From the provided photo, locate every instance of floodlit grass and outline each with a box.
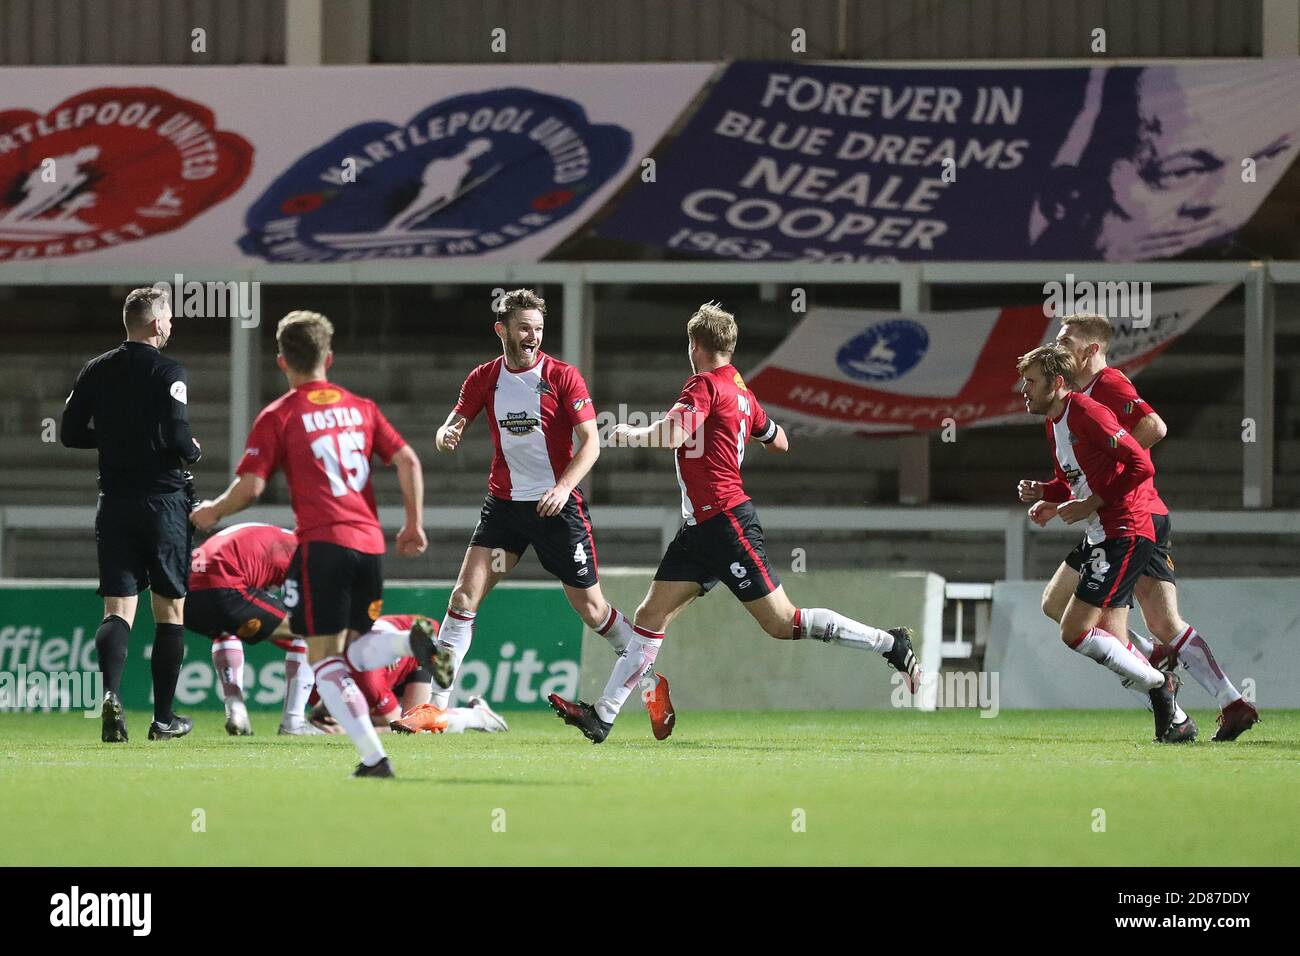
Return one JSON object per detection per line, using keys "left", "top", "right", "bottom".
{"left": 2, "top": 708, "right": 1295, "bottom": 866}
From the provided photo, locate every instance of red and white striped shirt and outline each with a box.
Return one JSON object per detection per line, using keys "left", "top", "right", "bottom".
{"left": 1040, "top": 392, "right": 1156, "bottom": 544}
{"left": 665, "top": 364, "right": 775, "bottom": 525}
{"left": 453, "top": 351, "right": 596, "bottom": 501}
{"left": 1081, "top": 366, "right": 1167, "bottom": 517}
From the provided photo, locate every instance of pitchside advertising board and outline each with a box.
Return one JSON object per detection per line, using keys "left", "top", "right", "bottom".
{"left": 0, "top": 582, "right": 581, "bottom": 712}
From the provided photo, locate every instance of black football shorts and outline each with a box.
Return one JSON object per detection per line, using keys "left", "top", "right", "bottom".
{"left": 284, "top": 541, "right": 383, "bottom": 636}
{"left": 468, "top": 491, "right": 599, "bottom": 589}
{"left": 184, "top": 586, "right": 287, "bottom": 642}
{"left": 654, "top": 500, "right": 780, "bottom": 602}
{"left": 95, "top": 489, "right": 193, "bottom": 599}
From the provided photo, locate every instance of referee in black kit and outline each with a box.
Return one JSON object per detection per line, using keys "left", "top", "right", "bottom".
{"left": 61, "top": 287, "right": 203, "bottom": 742}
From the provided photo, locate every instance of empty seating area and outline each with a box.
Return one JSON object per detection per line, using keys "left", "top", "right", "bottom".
{"left": 2, "top": 282, "right": 1297, "bottom": 580}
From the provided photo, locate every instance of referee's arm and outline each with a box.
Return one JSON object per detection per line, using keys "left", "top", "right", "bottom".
{"left": 158, "top": 364, "right": 202, "bottom": 465}
{"left": 60, "top": 366, "right": 97, "bottom": 449}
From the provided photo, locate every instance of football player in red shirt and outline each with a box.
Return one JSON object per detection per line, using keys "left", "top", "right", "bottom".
{"left": 1030, "top": 314, "right": 1258, "bottom": 741}
{"left": 185, "top": 522, "right": 321, "bottom": 736}
{"left": 306, "top": 614, "right": 508, "bottom": 735}
{"left": 1016, "top": 343, "right": 1185, "bottom": 741}
{"left": 432, "top": 289, "right": 670, "bottom": 737}
{"left": 548, "top": 303, "right": 919, "bottom": 743}
{"left": 191, "top": 311, "right": 440, "bottom": 778}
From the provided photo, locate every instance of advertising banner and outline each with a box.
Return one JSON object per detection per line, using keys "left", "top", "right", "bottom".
{"left": 0, "top": 582, "right": 580, "bottom": 712}
{"left": 746, "top": 283, "right": 1233, "bottom": 433}
{"left": 0, "top": 64, "right": 712, "bottom": 265}
{"left": 597, "top": 60, "right": 1300, "bottom": 262}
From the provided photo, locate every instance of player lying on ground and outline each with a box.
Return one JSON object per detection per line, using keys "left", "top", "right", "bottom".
{"left": 308, "top": 614, "right": 508, "bottom": 735}
{"left": 549, "top": 302, "right": 920, "bottom": 743}
{"left": 1029, "top": 313, "right": 1258, "bottom": 742}
{"left": 1017, "top": 343, "right": 1185, "bottom": 742}
{"left": 191, "top": 311, "right": 445, "bottom": 779}
{"left": 185, "top": 522, "right": 324, "bottom": 736}
{"left": 433, "top": 288, "right": 673, "bottom": 739}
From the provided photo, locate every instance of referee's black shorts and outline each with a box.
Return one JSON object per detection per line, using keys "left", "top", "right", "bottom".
{"left": 95, "top": 489, "right": 193, "bottom": 599}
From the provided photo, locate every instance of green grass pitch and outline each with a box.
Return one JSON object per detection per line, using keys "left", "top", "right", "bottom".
{"left": 2, "top": 708, "right": 1296, "bottom": 866}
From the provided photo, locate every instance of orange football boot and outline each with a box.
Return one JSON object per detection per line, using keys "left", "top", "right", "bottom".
{"left": 391, "top": 702, "right": 449, "bottom": 734}
{"left": 644, "top": 672, "right": 676, "bottom": 740}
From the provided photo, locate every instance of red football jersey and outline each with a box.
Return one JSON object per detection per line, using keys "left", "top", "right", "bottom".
{"left": 452, "top": 352, "right": 596, "bottom": 501}
{"left": 664, "top": 364, "right": 776, "bottom": 525}
{"left": 189, "top": 522, "right": 296, "bottom": 591}
{"left": 236, "top": 380, "right": 406, "bottom": 554}
{"left": 1040, "top": 392, "right": 1156, "bottom": 544}
{"left": 1081, "top": 366, "right": 1168, "bottom": 516}
{"left": 355, "top": 614, "right": 439, "bottom": 715}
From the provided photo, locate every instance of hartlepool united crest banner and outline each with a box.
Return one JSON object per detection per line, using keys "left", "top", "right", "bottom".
{"left": 596, "top": 60, "right": 1300, "bottom": 262}
{"left": 746, "top": 283, "right": 1234, "bottom": 434}
{"left": 0, "top": 65, "right": 712, "bottom": 265}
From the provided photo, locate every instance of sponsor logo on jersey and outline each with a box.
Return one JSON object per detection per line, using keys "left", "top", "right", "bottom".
{"left": 368, "top": 600, "right": 383, "bottom": 621}
{"left": 835, "top": 319, "right": 929, "bottom": 383}
{"left": 499, "top": 410, "right": 541, "bottom": 434}
{"left": 730, "top": 562, "right": 747, "bottom": 579}
{"left": 1123, "top": 401, "right": 1135, "bottom": 415}
{"left": 733, "top": 372, "right": 747, "bottom": 391}
{"left": 536, "top": 380, "right": 553, "bottom": 396}
{"left": 239, "top": 89, "right": 631, "bottom": 263}
{"left": 1109, "top": 428, "right": 1127, "bottom": 448}
{"left": 0, "top": 88, "right": 251, "bottom": 262}
{"left": 572, "top": 397, "right": 591, "bottom": 412}
{"left": 307, "top": 387, "right": 343, "bottom": 405}
{"left": 169, "top": 380, "right": 188, "bottom": 404}
{"left": 236, "top": 618, "right": 262, "bottom": 638}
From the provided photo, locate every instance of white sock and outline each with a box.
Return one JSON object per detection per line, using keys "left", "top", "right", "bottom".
{"left": 282, "top": 640, "right": 314, "bottom": 725}
{"left": 345, "top": 628, "right": 411, "bottom": 671}
{"left": 796, "top": 608, "right": 893, "bottom": 653}
{"left": 443, "top": 707, "right": 490, "bottom": 733}
{"left": 1070, "top": 627, "right": 1163, "bottom": 690}
{"left": 1118, "top": 638, "right": 1187, "bottom": 721}
{"left": 596, "top": 605, "right": 634, "bottom": 656}
{"left": 431, "top": 607, "right": 476, "bottom": 708}
{"left": 211, "top": 638, "right": 245, "bottom": 703}
{"left": 1127, "top": 628, "right": 1156, "bottom": 659}
{"left": 313, "top": 656, "right": 386, "bottom": 766}
{"left": 595, "top": 627, "right": 662, "bottom": 724}
{"left": 1172, "top": 625, "right": 1241, "bottom": 708}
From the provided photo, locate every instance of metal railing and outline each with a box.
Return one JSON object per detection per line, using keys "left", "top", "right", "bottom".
{"left": 3, "top": 504, "right": 1299, "bottom": 581}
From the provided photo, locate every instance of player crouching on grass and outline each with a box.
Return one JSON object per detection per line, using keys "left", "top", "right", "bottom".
{"left": 307, "top": 614, "right": 508, "bottom": 735}
{"left": 549, "top": 302, "right": 920, "bottom": 743}
{"left": 1016, "top": 343, "right": 1184, "bottom": 742}
{"left": 185, "top": 522, "right": 326, "bottom": 736}
{"left": 1036, "top": 313, "right": 1258, "bottom": 742}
